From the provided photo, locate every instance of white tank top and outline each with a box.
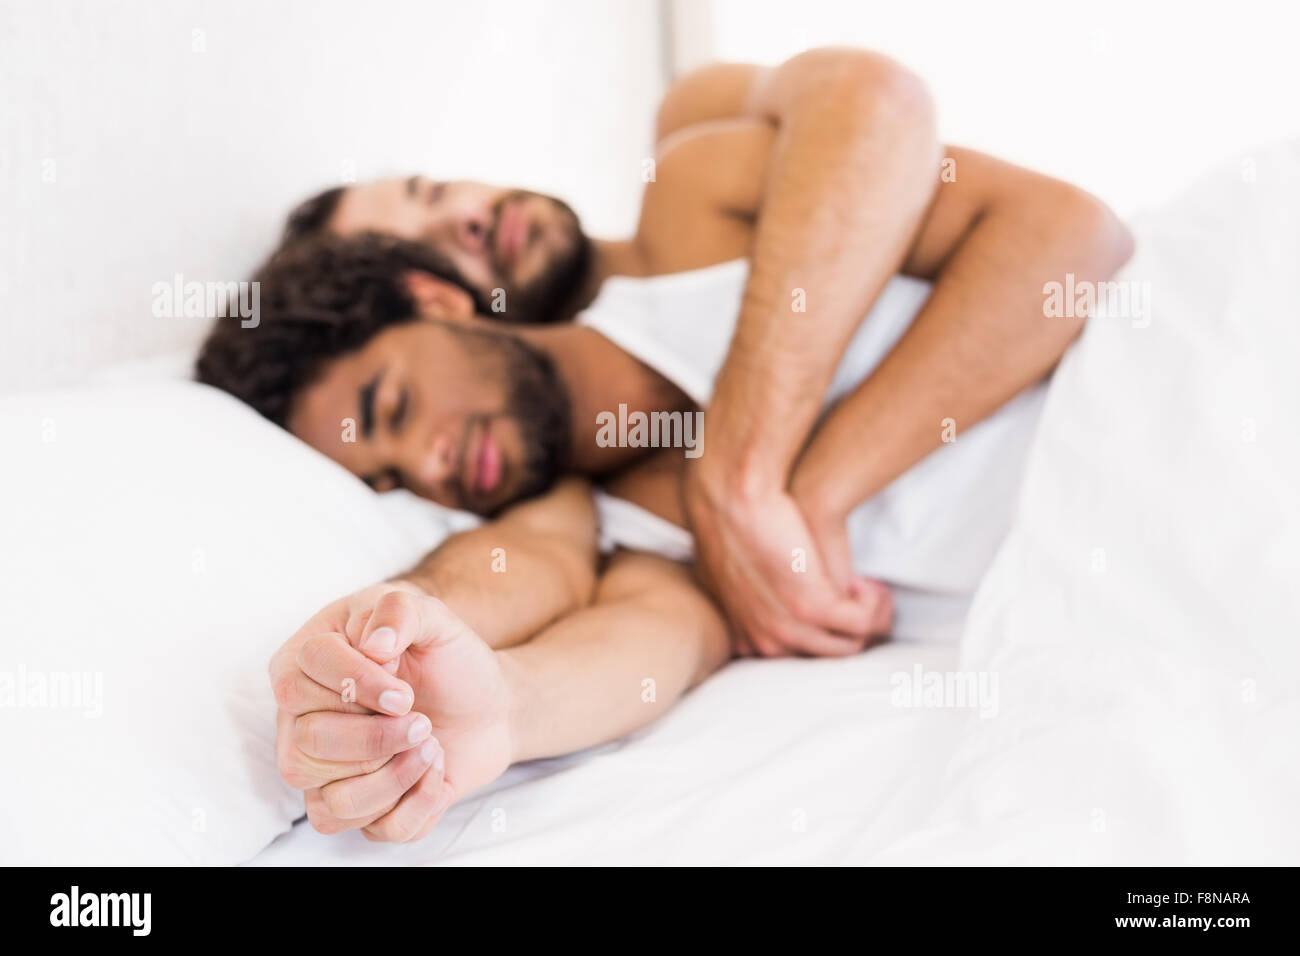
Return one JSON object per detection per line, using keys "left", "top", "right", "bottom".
{"left": 580, "top": 260, "right": 1047, "bottom": 642}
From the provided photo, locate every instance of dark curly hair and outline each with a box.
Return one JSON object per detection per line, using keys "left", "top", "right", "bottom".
{"left": 280, "top": 185, "right": 345, "bottom": 246}
{"left": 195, "top": 232, "right": 464, "bottom": 427}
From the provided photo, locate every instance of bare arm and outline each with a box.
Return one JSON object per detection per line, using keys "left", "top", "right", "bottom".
{"left": 688, "top": 48, "right": 941, "bottom": 492}
{"left": 672, "top": 49, "right": 942, "bottom": 655}
{"left": 278, "top": 549, "right": 731, "bottom": 840}
{"left": 394, "top": 476, "right": 598, "bottom": 648}
{"left": 501, "top": 551, "right": 730, "bottom": 761}
{"left": 790, "top": 148, "right": 1135, "bottom": 528}
{"left": 268, "top": 476, "right": 599, "bottom": 833}
{"left": 646, "top": 124, "right": 1133, "bottom": 521}
{"left": 654, "top": 62, "right": 766, "bottom": 145}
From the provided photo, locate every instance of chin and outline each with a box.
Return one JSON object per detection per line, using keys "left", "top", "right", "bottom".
{"left": 466, "top": 478, "right": 519, "bottom": 517}
{"left": 474, "top": 494, "right": 515, "bottom": 518}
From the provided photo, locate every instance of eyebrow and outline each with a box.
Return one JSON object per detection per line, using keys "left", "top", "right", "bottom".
{"left": 358, "top": 370, "right": 381, "bottom": 440}
{"left": 405, "top": 175, "right": 419, "bottom": 198}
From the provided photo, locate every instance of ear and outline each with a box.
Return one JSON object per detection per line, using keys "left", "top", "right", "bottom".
{"left": 402, "top": 270, "right": 476, "bottom": 323}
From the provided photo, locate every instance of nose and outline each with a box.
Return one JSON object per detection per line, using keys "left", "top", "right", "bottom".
{"left": 455, "top": 213, "right": 491, "bottom": 254}
{"left": 410, "top": 433, "right": 458, "bottom": 494}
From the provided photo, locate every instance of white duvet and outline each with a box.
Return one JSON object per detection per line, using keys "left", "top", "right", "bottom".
{"left": 874, "top": 142, "right": 1300, "bottom": 865}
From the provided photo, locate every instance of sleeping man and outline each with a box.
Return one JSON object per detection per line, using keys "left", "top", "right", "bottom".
{"left": 198, "top": 48, "right": 1132, "bottom": 840}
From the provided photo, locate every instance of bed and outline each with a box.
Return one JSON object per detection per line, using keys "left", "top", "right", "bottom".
{"left": 2, "top": 143, "right": 1295, "bottom": 867}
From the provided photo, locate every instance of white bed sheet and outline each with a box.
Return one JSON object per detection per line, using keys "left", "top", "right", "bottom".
{"left": 252, "top": 643, "right": 965, "bottom": 866}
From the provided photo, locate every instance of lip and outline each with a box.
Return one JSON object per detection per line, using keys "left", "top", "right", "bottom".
{"left": 465, "top": 419, "right": 503, "bottom": 498}
{"left": 494, "top": 200, "right": 528, "bottom": 268}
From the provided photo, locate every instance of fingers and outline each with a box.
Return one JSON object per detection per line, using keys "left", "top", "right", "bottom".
{"left": 818, "top": 525, "right": 857, "bottom": 594}
{"left": 353, "top": 589, "right": 468, "bottom": 665}
{"left": 850, "top": 577, "right": 894, "bottom": 641}
{"left": 732, "top": 602, "right": 874, "bottom": 659}
{"left": 303, "top": 787, "right": 389, "bottom": 835}
{"left": 270, "top": 659, "right": 371, "bottom": 717}
{"left": 362, "top": 770, "right": 456, "bottom": 843}
{"left": 295, "top": 710, "right": 432, "bottom": 762}
{"left": 398, "top": 801, "right": 449, "bottom": 844}
{"left": 800, "top": 587, "right": 881, "bottom": 640}
{"left": 296, "top": 631, "right": 415, "bottom": 716}
{"left": 741, "top": 625, "right": 787, "bottom": 659}
{"left": 317, "top": 737, "right": 444, "bottom": 822}
{"left": 786, "top": 555, "right": 891, "bottom": 638}
{"left": 755, "top": 578, "right": 896, "bottom": 658}
{"left": 276, "top": 710, "right": 392, "bottom": 790}
{"left": 776, "top": 620, "right": 867, "bottom": 658}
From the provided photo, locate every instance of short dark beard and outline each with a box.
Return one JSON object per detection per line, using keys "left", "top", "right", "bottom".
{"left": 502, "top": 334, "right": 572, "bottom": 506}
{"left": 508, "top": 228, "right": 593, "bottom": 322}
{"left": 452, "top": 324, "right": 571, "bottom": 513}
{"left": 479, "top": 194, "right": 592, "bottom": 323}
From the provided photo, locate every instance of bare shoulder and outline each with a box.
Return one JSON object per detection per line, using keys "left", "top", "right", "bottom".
{"left": 653, "top": 62, "right": 767, "bottom": 144}
{"left": 633, "top": 118, "right": 776, "bottom": 273}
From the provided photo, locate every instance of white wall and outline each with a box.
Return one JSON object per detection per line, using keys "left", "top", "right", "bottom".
{"left": 701, "top": 0, "right": 1300, "bottom": 217}
{"left": 9, "top": 1, "right": 1296, "bottom": 397}
{"left": 0, "top": 0, "right": 666, "bottom": 394}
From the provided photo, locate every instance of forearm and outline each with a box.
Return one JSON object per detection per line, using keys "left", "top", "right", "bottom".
{"left": 500, "top": 553, "right": 730, "bottom": 762}
{"left": 791, "top": 178, "right": 1134, "bottom": 518}
{"left": 395, "top": 478, "right": 598, "bottom": 648}
{"left": 704, "top": 50, "right": 940, "bottom": 491}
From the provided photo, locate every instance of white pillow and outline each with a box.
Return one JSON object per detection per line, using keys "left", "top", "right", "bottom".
{"left": 0, "top": 381, "right": 458, "bottom": 864}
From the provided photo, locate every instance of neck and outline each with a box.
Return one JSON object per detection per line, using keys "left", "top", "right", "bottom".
{"left": 513, "top": 320, "right": 690, "bottom": 473}
{"left": 513, "top": 324, "right": 608, "bottom": 468}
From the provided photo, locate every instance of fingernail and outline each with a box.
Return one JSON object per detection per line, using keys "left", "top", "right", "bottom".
{"left": 364, "top": 626, "right": 398, "bottom": 656}
{"left": 420, "top": 737, "right": 441, "bottom": 764}
{"left": 407, "top": 714, "right": 432, "bottom": 745}
{"left": 378, "top": 688, "right": 412, "bottom": 715}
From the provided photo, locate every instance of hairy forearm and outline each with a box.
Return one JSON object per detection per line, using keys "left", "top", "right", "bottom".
{"left": 500, "top": 554, "right": 729, "bottom": 762}
{"left": 704, "top": 51, "right": 940, "bottom": 491}
{"left": 395, "top": 478, "right": 598, "bottom": 649}
{"left": 791, "top": 185, "right": 1135, "bottom": 519}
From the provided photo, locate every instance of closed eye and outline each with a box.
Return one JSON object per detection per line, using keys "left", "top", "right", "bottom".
{"left": 359, "top": 371, "right": 381, "bottom": 440}
{"left": 390, "top": 387, "right": 409, "bottom": 432}
{"left": 365, "top": 468, "right": 404, "bottom": 493}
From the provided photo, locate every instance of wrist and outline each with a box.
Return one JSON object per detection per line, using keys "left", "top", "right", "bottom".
{"left": 496, "top": 647, "right": 532, "bottom": 765}
{"left": 385, "top": 577, "right": 432, "bottom": 597}
{"left": 688, "top": 442, "right": 788, "bottom": 512}
{"left": 789, "top": 460, "right": 853, "bottom": 532}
